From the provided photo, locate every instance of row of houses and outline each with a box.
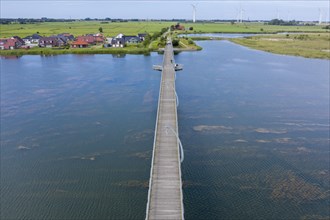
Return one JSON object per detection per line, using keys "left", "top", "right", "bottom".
{"left": 0, "top": 33, "right": 147, "bottom": 50}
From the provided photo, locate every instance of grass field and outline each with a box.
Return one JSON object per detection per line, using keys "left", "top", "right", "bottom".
{"left": 181, "top": 22, "right": 328, "bottom": 34}
{"left": 230, "top": 33, "right": 330, "bottom": 59}
{"left": 0, "top": 21, "right": 171, "bottom": 38}
{"left": 1, "top": 21, "right": 328, "bottom": 38}
{"left": 1, "top": 21, "right": 329, "bottom": 58}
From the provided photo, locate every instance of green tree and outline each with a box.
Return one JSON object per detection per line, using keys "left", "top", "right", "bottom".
{"left": 152, "top": 32, "right": 161, "bottom": 40}
{"left": 143, "top": 34, "right": 151, "bottom": 47}
{"left": 160, "top": 27, "right": 168, "bottom": 34}
{"left": 172, "top": 39, "right": 179, "bottom": 47}
{"left": 99, "top": 27, "right": 103, "bottom": 33}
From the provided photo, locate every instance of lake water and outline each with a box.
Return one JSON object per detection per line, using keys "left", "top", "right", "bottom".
{"left": 180, "top": 33, "right": 257, "bottom": 38}
{"left": 1, "top": 40, "right": 329, "bottom": 219}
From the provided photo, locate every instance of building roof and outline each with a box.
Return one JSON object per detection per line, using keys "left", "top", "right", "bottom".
{"left": 123, "top": 36, "right": 141, "bottom": 43}
{"left": 71, "top": 40, "right": 89, "bottom": 45}
{"left": 4, "top": 39, "right": 17, "bottom": 47}
{"left": 40, "top": 37, "right": 58, "bottom": 41}
{"left": 23, "top": 34, "right": 42, "bottom": 40}
{"left": 115, "top": 33, "right": 124, "bottom": 39}
{"left": 12, "top": 36, "right": 25, "bottom": 44}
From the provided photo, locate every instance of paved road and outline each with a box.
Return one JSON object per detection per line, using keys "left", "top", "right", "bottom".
{"left": 146, "top": 39, "right": 184, "bottom": 220}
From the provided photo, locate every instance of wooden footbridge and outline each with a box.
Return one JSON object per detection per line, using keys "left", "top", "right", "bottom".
{"left": 146, "top": 38, "right": 184, "bottom": 220}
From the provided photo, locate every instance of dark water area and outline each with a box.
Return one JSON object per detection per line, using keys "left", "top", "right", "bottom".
{"left": 1, "top": 40, "right": 329, "bottom": 220}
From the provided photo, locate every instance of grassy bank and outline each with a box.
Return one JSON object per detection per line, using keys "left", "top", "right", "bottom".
{"left": 229, "top": 33, "right": 330, "bottom": 59}
{"left": 0, "top": 47, "right": 151, "bottom": 56}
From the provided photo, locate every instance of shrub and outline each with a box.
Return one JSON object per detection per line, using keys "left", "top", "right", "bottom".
{"left": 172, "top": 39, "right": 179, "bottom": 47}
{"left": 294, "top": 34, "right": 310, "bottom": 40}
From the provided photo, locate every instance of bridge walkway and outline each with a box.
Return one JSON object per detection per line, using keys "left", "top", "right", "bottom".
{"left": 146, "top": 40, "right": 184, "bottom": 220}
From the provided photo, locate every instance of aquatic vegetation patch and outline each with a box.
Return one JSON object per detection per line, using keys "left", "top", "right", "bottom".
{"left": 271, "top": 171, "right": 328, "bottom": 203}
{"left": 124, "top": 129, "right": 154, "bottom": 143}
{"left": 128, "top": 151, "right": 151, "bottom": 160}
{"left": 17, "top": 145, "right": 31, "bottom": 150}
{"left": 193, "top": 125, "right": 233, "bottom": 133}
{"left": 255, "top": 128, "right": 287, "bottom": 134}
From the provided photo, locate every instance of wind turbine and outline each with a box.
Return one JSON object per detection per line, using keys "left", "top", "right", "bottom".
{"left": 318, "top": 8, "right": 323, "bottom": 25}
{"left": 236, "top": 4, "right": 244, "bottom": 23}
{"left": 191, "top": 4, "right": 197, "bottom": 23}
{"left": 241, "top": 9, "right": 245, "bottom": 23}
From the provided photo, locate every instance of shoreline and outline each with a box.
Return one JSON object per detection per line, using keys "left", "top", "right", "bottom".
{"left": 1, "top": 32, "right": 328, "bottom": 59}
{"left": 0, "top": 47, "right": 152, "bottom": 56}
{"left": 0, "top": 46, "right": 202, "bottom": 57}
{"left": 228, "top": 34, "right": 330, "bottom": 60}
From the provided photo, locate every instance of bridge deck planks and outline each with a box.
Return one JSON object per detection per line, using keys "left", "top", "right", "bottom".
{"left": 146, "top": 41, "right": 184, "bottom": 220}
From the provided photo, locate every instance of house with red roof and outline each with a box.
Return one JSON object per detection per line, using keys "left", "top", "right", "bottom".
{"left": 0, "top": 37, "right": 24, "bottom": 50}
{"left": 76, "top": 36, "right": 96, "bottom": 45}
{"left": 71, "top": 40, "right": 89, "bottom": 48}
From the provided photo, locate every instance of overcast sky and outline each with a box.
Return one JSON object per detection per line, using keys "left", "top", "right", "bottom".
{"left": 1, "top": 0, "right": 329, "bottom": 21}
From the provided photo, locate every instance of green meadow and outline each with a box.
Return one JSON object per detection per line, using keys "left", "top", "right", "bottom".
{"left": 230, "top": 33, "right": 330, "bottom": 59}
{"left": 0, "top": 21, "right": 171, "bottom": 38}
{"left": 181, "top": 22, "right": 328, "bottom": 33}
{"left": 0, "top": 21, "right": 329, "bottom": 58}
{"left": 1, "top": 21, "right": 328, "bottom": 38}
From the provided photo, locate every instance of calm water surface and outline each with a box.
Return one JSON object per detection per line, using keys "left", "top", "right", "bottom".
{"left": 1, "top": 41, "right": 329, "bottom": 220}
{"left": 180, "top": 33, "right": 257, "bottom": 38}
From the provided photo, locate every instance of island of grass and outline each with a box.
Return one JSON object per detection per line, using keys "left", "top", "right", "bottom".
{"left": 229, "top": 33, "right": 330, "bottom": 59}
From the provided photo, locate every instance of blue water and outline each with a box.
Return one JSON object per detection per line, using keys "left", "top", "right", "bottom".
{"left": 1, "top": 41, "right": 329, "bottom": 219}
{"left": 180, "top": 33, "right": 257, "bottom": 38}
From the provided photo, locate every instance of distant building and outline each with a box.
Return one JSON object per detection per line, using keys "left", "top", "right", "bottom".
{"left": 115, "top": 33, "right": 124, "bottom": 39}
{"left": 0, "top": 36, "right": 24, "bottom": 50}
{"left": 123, "top": 36, "right": 141, "bottom": 44}
{"left": 171, "top": 23, "right": 185, "bottom": 31}
{"left": 23, "top": 34, "right": 42, "bottom": 44}
{"left": 39, "top": 37, "right": 60, "bottom": 48}
{"left": 94, "top": 35, "right": 105, "bottom": 44}
{"left": 50, "top": 35, "right": 68, "bottom": 46}
{"left": 71, "top": 40, "right": 89, "bottom": 48}
{"left": 110, "top": 33, "right": 142, "bottom": 47}
{"left": 59, "top": 33, "right": 75, "bottom": 41}
{"left": 76, "top": 36, "right": 96, "bottom": 45}
{"left": 12, "top": 36, "right": 25, "bottom": 46}
{"left": 138, "top": 33, "right": 147, "bottom": 41}
{"left": 111, "top": 38, "right": 124, "bottom": 47}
